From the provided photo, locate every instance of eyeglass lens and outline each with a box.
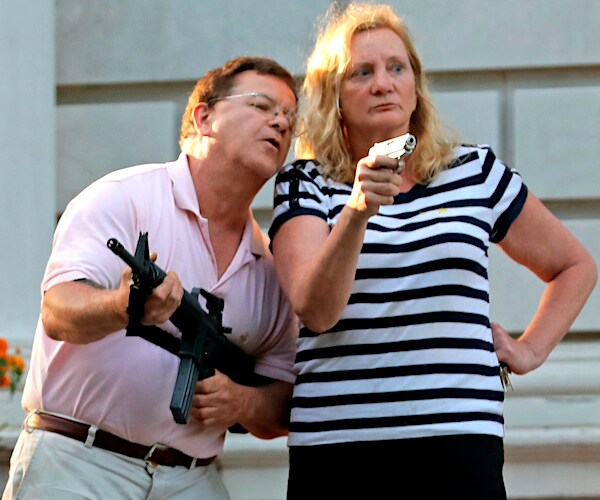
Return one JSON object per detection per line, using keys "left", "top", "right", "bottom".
{"left": 251, "top": 93, "right": 296, "bottom": 130}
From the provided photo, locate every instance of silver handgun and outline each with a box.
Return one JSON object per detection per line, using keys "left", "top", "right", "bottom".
{"left": 369, "top": 133, "right": 417, "bottom": 173}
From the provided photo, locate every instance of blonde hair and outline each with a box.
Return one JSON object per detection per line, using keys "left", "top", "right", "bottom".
{"left": 295, "top": 2, "right": 460, "bottom": 184}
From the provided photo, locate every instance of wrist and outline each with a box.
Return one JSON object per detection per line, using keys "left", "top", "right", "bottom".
{"left": 111, "top": 289, "right": 129, "bottom": 329}
{"left": 342, "top": 204, "right": 373, "bottom": 225}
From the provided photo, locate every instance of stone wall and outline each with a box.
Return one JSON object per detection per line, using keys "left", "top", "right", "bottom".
{"left": 2, "top": 1, "right": 599, "bottom": 498}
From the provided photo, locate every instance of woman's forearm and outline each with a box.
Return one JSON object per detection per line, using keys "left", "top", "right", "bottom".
{"left": 274, "top": 207, "right": 369, "bottom": 333}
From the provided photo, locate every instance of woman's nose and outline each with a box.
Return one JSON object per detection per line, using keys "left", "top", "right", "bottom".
{"left": 371, "top": 69, "right": 395, "bottom": 93}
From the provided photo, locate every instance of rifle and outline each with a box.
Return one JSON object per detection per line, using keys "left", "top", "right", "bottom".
{"left": 107, "top": 233, "right": 269, "bottom": 426}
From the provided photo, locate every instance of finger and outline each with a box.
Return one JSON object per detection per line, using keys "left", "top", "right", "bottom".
{"left": 195, "top": 379, "right": 215, "bottom": 395}
{"left": 195, "top": 372, "right": 225, "bottom": 394}
{"left": 153, "top": 272, "right": 184, "bottom": 302}
{"left": 143, "top": 273, "right": 183, "bottom": 324}
{"left": 362, "top": 154, "right": 399, "bottom": 172}
{"left": 357, "top": 161, "right": 402, "bottom": 189}
{"left": 120, "top": 267, "right": 133, "bottom": 288}
{"left": 490, "top": 323, "right": 517, "bottom": 372}
{"left": 358, "top": 179, "right": 401, "bottom": 207}
{"left": 490, "top": 322, "right": 507, "bottom": 342}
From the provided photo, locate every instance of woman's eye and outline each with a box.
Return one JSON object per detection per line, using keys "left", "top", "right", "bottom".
{"left": 349, "top": 67, "right": 371, "bottom": 79}
{"left": 391, "top": 63, "right": 403, "bottom": 74}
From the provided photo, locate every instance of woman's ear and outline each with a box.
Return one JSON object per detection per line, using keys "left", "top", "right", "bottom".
{"left": 192, "top": 102, "right": 212, "bottom": 135}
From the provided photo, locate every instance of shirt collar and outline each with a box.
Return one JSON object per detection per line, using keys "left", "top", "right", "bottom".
{"left": 249, "top": 217, "right": 268, "bottom": 257}
{"left": 169, "top": 152, "right": 268, "bottom": 258}
{"left": 167, "top": 153, "right": 201, "bottom": 217}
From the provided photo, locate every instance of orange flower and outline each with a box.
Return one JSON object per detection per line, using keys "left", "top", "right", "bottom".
{"left": 0, "top": 338, "right": 7, "bottom": 355}
{"left": 9, "top": 355, "right": 26, "bottom": 372}
{"left": 0, "top": 337, "right": 26, "bottom": 395}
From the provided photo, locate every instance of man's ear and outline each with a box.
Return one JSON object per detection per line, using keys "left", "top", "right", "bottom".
{"left": 192, "top": 102, "right": 212, "bottom": 135}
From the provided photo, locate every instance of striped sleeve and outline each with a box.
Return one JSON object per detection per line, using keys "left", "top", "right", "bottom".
{"left": 483, "top": 147, "right": 528, "bottom": 242}
{"left": 269, "top": 160, "right": 332, "bottom": 240}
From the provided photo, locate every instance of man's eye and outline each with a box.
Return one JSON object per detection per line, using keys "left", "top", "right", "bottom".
{"left": 253, "top": 98, "right": 274, "bottom": 112}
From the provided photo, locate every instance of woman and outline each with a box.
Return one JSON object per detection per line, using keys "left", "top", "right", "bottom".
{"left": 270, "top": 3, "right": 597, "bottom": 499}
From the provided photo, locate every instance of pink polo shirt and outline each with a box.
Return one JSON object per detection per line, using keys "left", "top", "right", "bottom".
{"left": 22, "top": 153, "right": 298, "bottom": 458}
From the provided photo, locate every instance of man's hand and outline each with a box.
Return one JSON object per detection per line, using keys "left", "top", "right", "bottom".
{"left": 190, "top": 372, "right": 292, "bottom": 438}
{"left": 190, "top": 371, "right": 245, "bottom": 430}
{"left": 141, "top": 265, "right": 184, "bottom": 326}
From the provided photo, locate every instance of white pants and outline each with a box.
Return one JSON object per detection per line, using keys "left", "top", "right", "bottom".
{"left": 2, "top": 428, "right": 230, "bottom": 499}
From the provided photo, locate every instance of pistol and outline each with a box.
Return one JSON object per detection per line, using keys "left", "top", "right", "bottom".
{"left": 369, "top": 133, "right": 417, "bottom": 173}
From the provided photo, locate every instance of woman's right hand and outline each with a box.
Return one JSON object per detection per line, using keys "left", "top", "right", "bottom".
{"left": 347, "top": 155, "right": 403, "bottom": 217}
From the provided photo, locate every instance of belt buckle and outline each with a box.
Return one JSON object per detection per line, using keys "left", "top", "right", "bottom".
{"left": 24, "top": 410, "right": 41, "bottom": 433}
{"left": 144, "top": 443, "right": 168, "bottom": 468}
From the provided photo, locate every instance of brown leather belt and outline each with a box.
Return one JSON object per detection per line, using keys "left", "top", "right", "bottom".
{"left": 27, "top": 411, "right": 215, "bottom": 468}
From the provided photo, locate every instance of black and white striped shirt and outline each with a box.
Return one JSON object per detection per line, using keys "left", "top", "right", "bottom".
{"left": 270, "top": 145, "right": 528, "bottom": 447}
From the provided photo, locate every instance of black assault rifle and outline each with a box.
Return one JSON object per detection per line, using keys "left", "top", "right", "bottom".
{"left": 107, "top": 233, "right": 269, "bottom": 426}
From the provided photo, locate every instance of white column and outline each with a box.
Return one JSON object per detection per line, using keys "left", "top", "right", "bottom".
{"left": 0, "top": 1, "right": 56, "bottom": 348}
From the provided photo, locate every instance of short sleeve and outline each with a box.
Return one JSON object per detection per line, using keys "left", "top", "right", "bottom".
{"left": 484, "top": 148, "right": 528, "bottom": 242}
{"left": 43, "top": 177, "right": 139, "bottom": 292}
{"left": 269, "top": 160, "right": 330, "bottom": 241}
{"left": 252, "top": 289, "right": 299, "bottom": 383}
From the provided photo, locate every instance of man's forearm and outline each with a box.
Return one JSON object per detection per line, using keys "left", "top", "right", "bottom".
{"left": 239, "top": 381, "right": 293, "bottom": 439}
{"left": 42, "top": 280, "right": 128, "bottom": 344}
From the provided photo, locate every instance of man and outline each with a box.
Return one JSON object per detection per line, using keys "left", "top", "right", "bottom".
{"left": 3, "top": 56, "right": 298, "bottom": 499}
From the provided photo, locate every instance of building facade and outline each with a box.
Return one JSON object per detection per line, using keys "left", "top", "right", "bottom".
{"left": 2, "top": 1, "right": 599, "bottom": 498}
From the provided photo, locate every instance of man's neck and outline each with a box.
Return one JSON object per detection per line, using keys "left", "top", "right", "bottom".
{"left": 187, "top": 153, "right": 256, "bottom": 230}
{"left": 187, "top": 153, "right": 260, "bottom": 278}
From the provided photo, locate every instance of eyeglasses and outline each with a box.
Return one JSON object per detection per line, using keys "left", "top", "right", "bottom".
{"left": 210, "top": 92, "right": 297, "bottom": 132}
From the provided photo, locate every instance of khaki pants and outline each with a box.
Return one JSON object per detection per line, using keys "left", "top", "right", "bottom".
{"left": 2, "top": 428, "right": 230, "bottom": 499}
